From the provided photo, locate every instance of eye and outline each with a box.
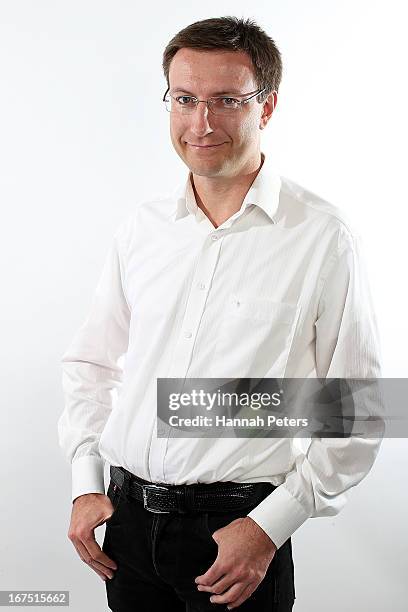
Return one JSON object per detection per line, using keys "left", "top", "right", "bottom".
{"left": 221, "top": 97, "right": 239, "bottom": 107}
{"left": 176, "top": 96, "right": 196, "bottom": 105}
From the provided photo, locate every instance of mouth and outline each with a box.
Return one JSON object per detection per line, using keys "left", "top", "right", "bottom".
{"left": 185, "top": 142, "right": 226, "bottom": 149}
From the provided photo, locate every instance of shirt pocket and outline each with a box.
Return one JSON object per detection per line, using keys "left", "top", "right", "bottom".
{"left": 212, "top": 294, "right": 300, "bottom": 378}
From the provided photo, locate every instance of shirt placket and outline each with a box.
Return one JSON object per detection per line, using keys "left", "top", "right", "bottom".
{"left": 169, "top": 230, "right": 225, "bottom": 377}
{"left": 148, "top": 226, "right": 226, "bottom": 483}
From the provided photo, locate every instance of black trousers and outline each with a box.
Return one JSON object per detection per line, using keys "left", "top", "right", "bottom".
{"left": 102, "top": 475, "right": 296, "bottom": 611}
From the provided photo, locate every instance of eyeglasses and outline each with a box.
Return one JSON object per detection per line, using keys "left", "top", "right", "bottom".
{"left": 162, "top": 87, "right": 269, "bottom": 116}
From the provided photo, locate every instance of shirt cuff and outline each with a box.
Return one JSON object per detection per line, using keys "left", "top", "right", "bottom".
{"left": 71, "top": 455, "right": 105, "bottom": 502}
{"left": 247, "top": 484, "right": 311, "bottom": 549}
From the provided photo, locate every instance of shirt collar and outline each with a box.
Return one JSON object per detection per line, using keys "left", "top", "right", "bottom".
{"left": 172, "top": 152, "right": 282, "bottom": 225}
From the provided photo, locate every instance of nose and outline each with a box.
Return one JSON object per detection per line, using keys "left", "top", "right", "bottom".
{"left": 190, "top": 101, "right": 214, "bottom": 138}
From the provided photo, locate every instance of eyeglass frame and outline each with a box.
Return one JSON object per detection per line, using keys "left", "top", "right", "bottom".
{"left": 162, "top": 86, "right": 271, "bottom": 115}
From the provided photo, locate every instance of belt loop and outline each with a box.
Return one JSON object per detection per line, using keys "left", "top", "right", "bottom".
{"left": 121, "top": 468, "right": 131, "bottom": 497}
{"left": 175, "top": 487, "right": 187, "bottom": 514}
{"left": 111, "top": 465, "right": 130, "bottom": 497}
{"left": 185, "top": 486, "right": 195, "bottom": 513}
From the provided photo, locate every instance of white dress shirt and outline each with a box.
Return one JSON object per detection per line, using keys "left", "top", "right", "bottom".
{"left": 58, "top": 152, "right": 383, "bottom": 549}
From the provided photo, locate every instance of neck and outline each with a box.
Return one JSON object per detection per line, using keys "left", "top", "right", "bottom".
{"left": 191, "top": 153, "right": 264, "bottom": 228}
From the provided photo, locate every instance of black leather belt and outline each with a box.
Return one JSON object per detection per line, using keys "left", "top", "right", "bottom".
{"left": 110, "top": 465, "right": 275, "bottom": 514}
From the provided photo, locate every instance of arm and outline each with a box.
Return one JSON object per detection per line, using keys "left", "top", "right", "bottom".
{"left": 247, "top": 226, "right": 385, "bottom": 549}
{"left": 58, "top": 221, "right": 131, "bottom": 502}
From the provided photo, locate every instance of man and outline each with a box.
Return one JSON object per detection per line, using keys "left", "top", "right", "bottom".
{"left": 58, "top": 16, "right": 383, "bottom": 612}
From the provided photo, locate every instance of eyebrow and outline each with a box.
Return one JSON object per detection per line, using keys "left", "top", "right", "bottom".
{"left": 170, "top": 88, "right": 244, "bottom": 96}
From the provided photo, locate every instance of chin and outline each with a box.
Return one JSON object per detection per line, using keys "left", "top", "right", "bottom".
{"left": 189, "top": 166, "right": 225, "bottom": 178}
{"left": 186, "top": 162, "right": 224, "bottom": 177}
{"left": 185, "top": 153, "right": 227, "bottom": 176}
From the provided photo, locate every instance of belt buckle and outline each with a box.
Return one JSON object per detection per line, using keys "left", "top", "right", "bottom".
{"left": 142, "top": 484, "right": 171, "bottom": 513}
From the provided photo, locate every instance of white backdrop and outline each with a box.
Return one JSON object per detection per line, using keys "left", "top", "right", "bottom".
{"left": 0, "top": 1, "right": 407, "bottom": 611}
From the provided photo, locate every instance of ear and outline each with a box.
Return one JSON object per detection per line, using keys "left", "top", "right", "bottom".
{"left": 259, "top": 91, "right": 277, "bottom": 130}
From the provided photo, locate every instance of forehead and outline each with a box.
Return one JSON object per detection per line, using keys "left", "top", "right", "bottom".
{"left": 168, "top": 48, "right": 257, "bottom": 94}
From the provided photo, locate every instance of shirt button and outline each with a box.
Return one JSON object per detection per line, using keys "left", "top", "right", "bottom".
{"left": 198, "top": 283, "right": 206, "bottom": 290}
{"left": 211, "top": 234, "right": 219, "bottom": 241}
{"left": 184, "top": 330, "right": 192, "bottom": 338}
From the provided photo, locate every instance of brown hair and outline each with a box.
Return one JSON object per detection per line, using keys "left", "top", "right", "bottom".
{"left": 162, "top": 16, "right": 283, "bottom": 102}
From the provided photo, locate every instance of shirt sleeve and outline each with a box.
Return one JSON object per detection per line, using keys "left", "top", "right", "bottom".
{"left": 247, "top": 226, "right": 385, "bottom": 549}
{"left": 57, "top": 222, "right": 131, "bottom": 502}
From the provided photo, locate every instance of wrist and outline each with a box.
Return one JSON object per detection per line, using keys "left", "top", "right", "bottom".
{"left": 246, "top": 516, "right": 277, "bottom": 552}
